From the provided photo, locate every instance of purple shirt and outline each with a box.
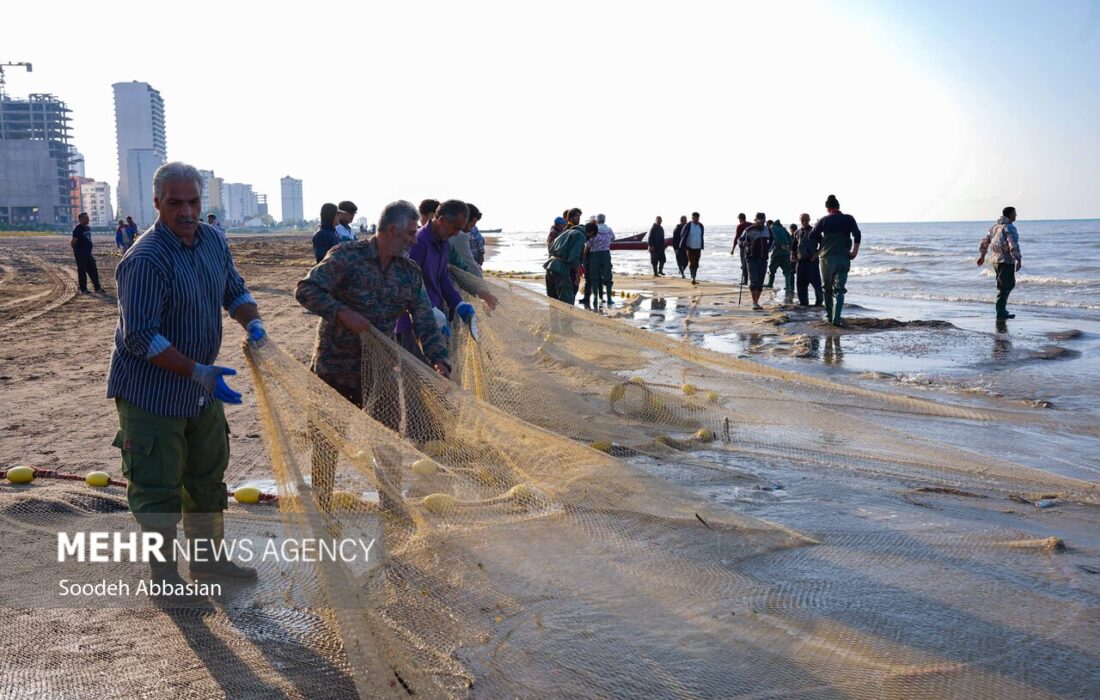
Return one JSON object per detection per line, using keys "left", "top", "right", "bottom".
{"left": 394, "top": 223, "right": 464, "bottom": 334}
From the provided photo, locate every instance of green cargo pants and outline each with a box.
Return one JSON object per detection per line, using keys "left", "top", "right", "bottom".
{"left": 113, "top": 397, "right": 230, "bottom": 528}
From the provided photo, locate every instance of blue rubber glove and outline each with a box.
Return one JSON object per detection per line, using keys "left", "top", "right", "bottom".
{"left": 456, "top": 302, "right": 475, "bottom": 323}
{"left": 246, "top": 318, "right": 266, "bottom": 344}
{"left": 191, "top": 364, "right": 243, "bottom": 404}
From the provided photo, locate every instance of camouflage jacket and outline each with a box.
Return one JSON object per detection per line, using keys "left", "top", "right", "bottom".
{"left": 295, "top": 236, "right": 449, "bottom": 377}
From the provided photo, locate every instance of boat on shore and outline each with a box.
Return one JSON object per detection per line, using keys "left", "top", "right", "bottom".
{"left": 480, "top": 228, "right": 502, "bottom": 234}
{"left": 610, "top": 232, "right": 670, "bottom": 251}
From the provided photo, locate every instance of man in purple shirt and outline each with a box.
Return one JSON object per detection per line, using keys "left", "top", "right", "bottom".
{"left": 395, "top": 200, "right": 497, "bottom": 360}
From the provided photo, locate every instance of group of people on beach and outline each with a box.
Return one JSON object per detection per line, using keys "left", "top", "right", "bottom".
{"left": 542, "top": 195, "right": 862, "bottom": 327}
{"left": 539, "top": 195, "right": 1021, "bottom": 327}
{"left": 729, "top": 195, "right": 862, "bottom": 326}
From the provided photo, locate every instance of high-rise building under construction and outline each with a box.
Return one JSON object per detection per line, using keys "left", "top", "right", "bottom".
{"left": 112, "top": 81, "right": 166, "bottom": 227}
{"left": 0, "top": 93, "right": 73, "bottom": 225}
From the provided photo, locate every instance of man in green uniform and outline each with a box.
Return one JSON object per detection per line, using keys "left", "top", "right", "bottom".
{"left": 544, "top": 208, "right": 588, "bottom": 304}
{"left": 810, "top": 194, "right": 861, "bottom": 326}
{"left": 765, "top": 218, "right": 794, "bottom": 292}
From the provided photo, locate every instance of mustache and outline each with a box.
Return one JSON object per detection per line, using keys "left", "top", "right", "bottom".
{"left": 178, "top": 217, "right": 197, "bottom": 225}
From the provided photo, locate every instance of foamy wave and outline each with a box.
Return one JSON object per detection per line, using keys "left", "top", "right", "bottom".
{"left": 978, "top": 269, "right": 1096, "bottom": 286}
{"left": 896, "top": 292, "right": 1100, "bottom": 311}
{"left": 848, "top": 266, "right": 909, "bottom": 277}
{"left": 866, "top": 245, "right": 948, "bottom": 258}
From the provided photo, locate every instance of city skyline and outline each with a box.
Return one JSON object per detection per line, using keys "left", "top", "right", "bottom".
{"left": 4, "top": 0, "right": 1099, "bottom": 229}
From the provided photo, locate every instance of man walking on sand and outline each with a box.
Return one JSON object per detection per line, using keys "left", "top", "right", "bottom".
{"left": 648, "top": 215, "right": 666, "bottom": 276}
{"left": 678, "top": 211, "right": 705, "bottom": 284}
{"left": 671, "top": 215, "right": 689, "bottom": 278}
{"left": 108, "top": 162, "right": 267, "bottom": 603}
{"left": 977, "top": 206, "right": 1022, "bottom": 319}
{"left": 72, "top": 212, "right": 105, "bottom": 294}
{"left": 811, "top": 194, "right": 861, "bottom": 327}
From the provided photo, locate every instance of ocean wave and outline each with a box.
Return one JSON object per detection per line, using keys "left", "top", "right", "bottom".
{"left": 978, "top": 269, "right": 1097, "bottom": 286}
{"left": 894, "top": 292, "right": 1100, "bottom": 311}
{"left": 848, "top": 266, "right": 909, "bottom": 277}
{"left": 866, "top": 245, "right": 950, "bottom": 258}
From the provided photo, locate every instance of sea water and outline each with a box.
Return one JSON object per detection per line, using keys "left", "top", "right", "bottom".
{"left": 485, "top": 220, "right": 1100, "bottom": 467}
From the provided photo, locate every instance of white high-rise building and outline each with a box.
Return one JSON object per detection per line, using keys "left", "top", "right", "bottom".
{"left": 222, "top": 182, "right": 256, "bottom": 225}
{"left": 280, "top": 175, "right": 303, "bottom": 224}
{"left": 80, "top": 181, "right": 114, "bottom": 227}
{"left": 113, "top": 81, "right": 166, "bottom": 227}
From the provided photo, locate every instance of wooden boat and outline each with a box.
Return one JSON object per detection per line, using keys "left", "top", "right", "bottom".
{"left": 610, "top": 239, "right": 672, "bottom": 251}
{"left": 480, "top": 228, "right": 502, "bottom": 233}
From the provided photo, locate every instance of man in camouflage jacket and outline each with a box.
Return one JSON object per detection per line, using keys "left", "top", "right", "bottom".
{"left": 296, "top": 201, "right": 449, "bottom": 510}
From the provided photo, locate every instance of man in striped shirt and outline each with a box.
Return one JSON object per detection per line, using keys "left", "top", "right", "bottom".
{"left": 108, "top": 162, "right": 266, "bottom": 600}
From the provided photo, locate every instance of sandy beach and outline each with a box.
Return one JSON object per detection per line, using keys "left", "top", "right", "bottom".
{"left": 1, "top": 232, "right": 1097, "bottom": 697}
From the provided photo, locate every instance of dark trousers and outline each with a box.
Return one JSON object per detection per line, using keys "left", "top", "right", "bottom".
{"left": 674, "top": 248, "right": 688, "bottom": 276}
{"left": 686, "top": 248, "right": 702, "bottom": 279}
{"left": 995, "top": 263, "right": 1016, "bottom": 316}
{"left": 649, "top": 246, "right": 666, "bottom": 274}
{"left": 796, "top": 259, "right": 823, "bottom": 305}
{"left": 547, "top": 270, "right": 577, "bottom": 304}
{"left": 583, "top": 250, "right": 612, "bottom": 304}
{"left": 75, "top": 252, "right": 102, "bottom": 292}
{"left": 747, "top": 257, "right": 768, "bottom": 292}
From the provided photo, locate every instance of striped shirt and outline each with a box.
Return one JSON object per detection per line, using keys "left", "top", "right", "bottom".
{"left": 106, "top": 220, "right": 255, "bottom": 417}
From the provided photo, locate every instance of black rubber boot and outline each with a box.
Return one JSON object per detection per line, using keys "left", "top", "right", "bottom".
{"left": 184, "top": 512, "right": 258, "bottom": 581}
{"left": 832, "top": 296, "right": 846, "bottom": 327}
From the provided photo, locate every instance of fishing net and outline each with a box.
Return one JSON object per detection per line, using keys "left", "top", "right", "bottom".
{"left": 231, "top": 268, "right": 1097, "bottom": 697}
{"left": 1, "top": 247, "right": 1097, "bottom": 698}
{"left": 448, "top": 266, "right": 1098, "bottom": 503}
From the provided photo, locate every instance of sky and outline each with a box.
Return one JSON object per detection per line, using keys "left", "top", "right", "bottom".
{"left": 4, "top": 0, "right": 1098, "bottom": 229}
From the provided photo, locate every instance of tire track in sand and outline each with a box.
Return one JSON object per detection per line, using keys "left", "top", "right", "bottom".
{"left": 0, "top": 253, "right": 77, "bottom": 331}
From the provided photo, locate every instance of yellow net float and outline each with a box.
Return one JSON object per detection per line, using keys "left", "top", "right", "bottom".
{"left": 5, "top": 466, "right": 34, "bottom": 484}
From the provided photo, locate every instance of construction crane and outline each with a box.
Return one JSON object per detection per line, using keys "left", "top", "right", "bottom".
{"left": 0, "top": 62, "right": 33, "bottom": 97}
